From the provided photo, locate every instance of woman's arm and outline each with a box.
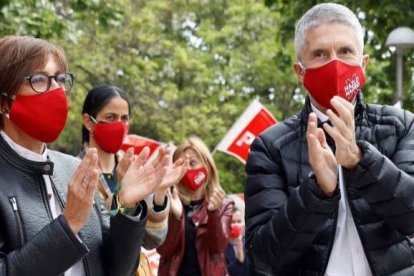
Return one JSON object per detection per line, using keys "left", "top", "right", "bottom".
{"left": 0, "top": 215, "right": 88, "bottom": 276}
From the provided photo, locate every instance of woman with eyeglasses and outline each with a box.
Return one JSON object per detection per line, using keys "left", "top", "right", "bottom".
{"left": 81, "top": 85, "right": 186, "bottom": 275}
{"left": 0, "top": 35, "right": 171, "bottom": 275}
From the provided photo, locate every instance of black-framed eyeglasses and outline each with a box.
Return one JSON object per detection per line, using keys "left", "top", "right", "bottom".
{"left": 24, "top": 72, "right": 75, "bottom": 94}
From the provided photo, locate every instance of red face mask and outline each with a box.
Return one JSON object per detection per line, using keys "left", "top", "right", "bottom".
{"left": 180, "top": 167, "right": 208, "bottom": 191}
{"left": 9, "top": 87, "right": 68, "bottom": 143}
{"left": 230, "top": 224, "right": 243, "bottom": 239}
{"left": 302, "top": 59, "right": 366, "bottom": 110}
{"left": 91, "top": 118, "right": 129, "bottom": 154}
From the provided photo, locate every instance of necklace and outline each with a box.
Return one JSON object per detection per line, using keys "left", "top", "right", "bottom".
{"left": 97, "top": 158, "right": 117, "bottom": 196}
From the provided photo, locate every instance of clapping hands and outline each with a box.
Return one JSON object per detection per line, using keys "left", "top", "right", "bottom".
{"left": 64, "top": 148, "right": 99, "bottom": 234}
{"left": 307, "top": 96, "right": 362, "bottom": 196}
{"left": 168, "top": 186, "right": 183, "bottom": 220}
{"left": 118, "top": 146, "right": 169, "bottom": 208}
{"left": 117, "top": 146, "right": 187, "bottom": 208}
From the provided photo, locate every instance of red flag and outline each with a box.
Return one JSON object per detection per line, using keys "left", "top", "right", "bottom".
{"left": 121, "top": 134, "right": 161, "bottom": 156}
{"left": 215, "top": 100, "right": 277, "bottom": 163}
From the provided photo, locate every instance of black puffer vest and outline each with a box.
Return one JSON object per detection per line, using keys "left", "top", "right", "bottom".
{"left": 245, "top": 96, "right": 414, "bottom": 275}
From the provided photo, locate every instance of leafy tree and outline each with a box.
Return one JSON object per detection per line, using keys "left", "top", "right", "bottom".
{"left": 265, "top": 0, "right": 414, "bottom": 109}
{"left": 61, "top": 0, "right": 294, "bottom": 193}
{"left": 0, "top": 0, "right": 413, "bottom": 193}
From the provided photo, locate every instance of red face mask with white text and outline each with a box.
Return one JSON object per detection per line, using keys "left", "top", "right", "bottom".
{"left": 180, "top": 167, "right": 208, "bottom": 191}
{"left": 302, "top": 59, "right": 366, "bottom": 110}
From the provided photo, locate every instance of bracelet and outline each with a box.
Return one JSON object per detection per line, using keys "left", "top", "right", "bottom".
{"left": 109, "top": 185, "right": 138, "bottom": 217}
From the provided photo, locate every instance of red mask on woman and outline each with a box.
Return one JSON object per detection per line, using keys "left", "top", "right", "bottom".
{"left": 91, "top": 118, "right": 129, "bottom": 154}
{"left": 181, "top": 167, "right": 208, "bottom": 191}
{"left": 302, "top": 59, "right": 366, "bottom": 110}
{"left": 9, "top": 87, "right": 68, "bottom": 143}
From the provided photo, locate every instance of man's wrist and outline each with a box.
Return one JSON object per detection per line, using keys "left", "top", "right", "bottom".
{"left": 344, "top": 147, "right": 362, "bottom": 169}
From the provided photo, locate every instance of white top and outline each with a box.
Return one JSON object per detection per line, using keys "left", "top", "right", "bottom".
{"left": 1, "top": 131, "right": 85, "bottom": 276}
{"left": 309, "top": 106, "right": 372, "bottom": 276}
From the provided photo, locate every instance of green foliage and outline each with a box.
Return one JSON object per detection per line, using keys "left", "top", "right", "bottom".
{"left": 60, "top": 0, "right": 291, "bottom": 192}
{"left": 0, "top": 1, "right": 66, "bottom": 38}
{"left": 265, "top": 0, "right": 414, "bottom": 109}
{"left": 1, "top": 0, "right": 413, "bottom": 193}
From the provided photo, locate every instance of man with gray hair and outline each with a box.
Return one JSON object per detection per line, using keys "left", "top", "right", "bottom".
{"left": 245, "top": 3, "right": 414, "bottom": 275}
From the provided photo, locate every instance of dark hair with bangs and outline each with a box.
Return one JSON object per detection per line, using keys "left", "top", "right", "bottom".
{"left": 0, "top": 35, "right": 68, "bottom": 129}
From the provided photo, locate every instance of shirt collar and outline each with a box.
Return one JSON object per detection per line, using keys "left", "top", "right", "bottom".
{"left": 310, "top": 102, "right": 330, "bottom": 123}
{"left": 0, "top": 130, "right": 48, "bottom": 162}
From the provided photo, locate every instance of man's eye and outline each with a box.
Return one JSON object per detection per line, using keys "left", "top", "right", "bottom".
{"left": 313, "top": 51, "right": 325, "bottom": 58}
{"left": 340, "top": 48, "right": 353, "bottom": 55}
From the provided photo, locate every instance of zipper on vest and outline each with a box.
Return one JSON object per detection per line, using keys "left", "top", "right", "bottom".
{"left": 9, "top": 197, "right": 26, "bottom": 246}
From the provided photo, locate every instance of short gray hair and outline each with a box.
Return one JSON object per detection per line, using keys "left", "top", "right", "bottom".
{"left": 294, "top": 3, "right": 364, "bottom": 61}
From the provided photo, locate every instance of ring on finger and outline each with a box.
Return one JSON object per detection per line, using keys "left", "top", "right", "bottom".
{"left": 82, "top": 177, "right": 90, "bottom": 187}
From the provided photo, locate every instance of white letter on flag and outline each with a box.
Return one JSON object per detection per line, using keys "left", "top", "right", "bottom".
{"left": 215, "top": 99, "right": 277, "bottom": 163}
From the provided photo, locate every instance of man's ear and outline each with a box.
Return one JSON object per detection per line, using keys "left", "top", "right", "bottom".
{"left": 362, "top": 54, "right": 369, "bottom": 71}
{"left": 293, "top": 62, "right": 305, "bottom": 83}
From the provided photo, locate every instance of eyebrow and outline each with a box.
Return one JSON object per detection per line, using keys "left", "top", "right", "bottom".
{"left": 103, "top": 112, "right": 118, "bottom": 117}
{"left": 339, "top": 45, "right": 355, "bottom": 52}
{"left": 310, "top": 48, "right": 325, "bottom": 55}
{"left": 103, "top": 112, "right": 130, "bottom": 118}
{"left": 309, "top": 44, "right": 356, "bottom": 55}
{"left": 32, "top": 70, "right": 63, "bottom": 75}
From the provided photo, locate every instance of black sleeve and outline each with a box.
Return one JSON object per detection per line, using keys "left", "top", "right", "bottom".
{"left": 245, "top": 136, "right": 339, "bottom": 274}
{"left": 344, "top": 133, "right": 414, "bottom": 235}
{"left": 103, "top": 200, "right": 148, "bottom": 276}
{"left": 0, "top": 215, "right": 88, "bottom": 276}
